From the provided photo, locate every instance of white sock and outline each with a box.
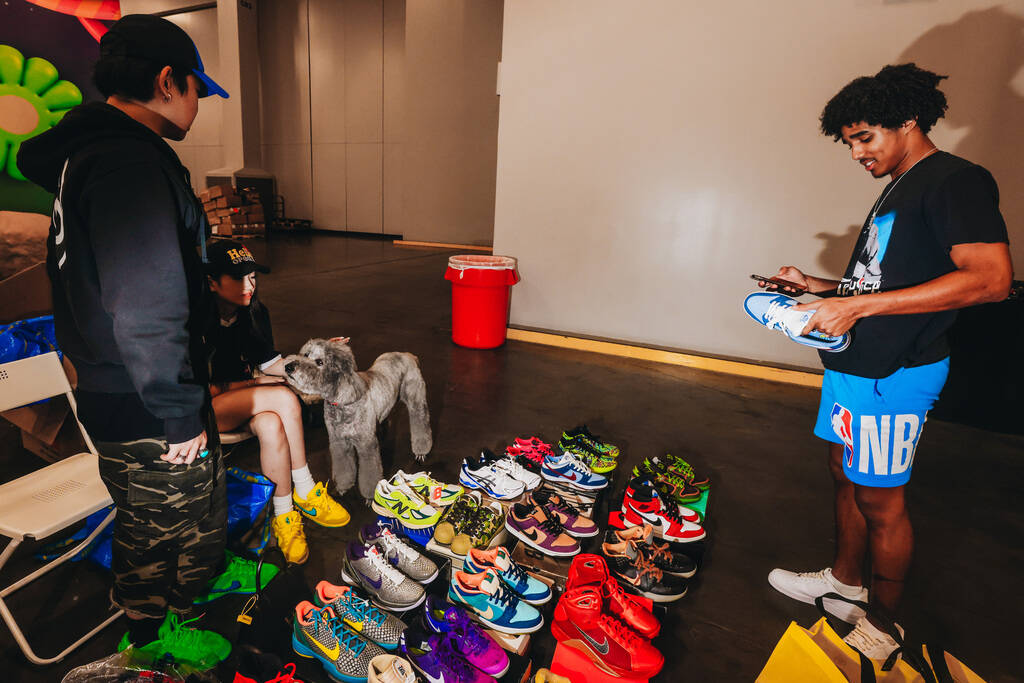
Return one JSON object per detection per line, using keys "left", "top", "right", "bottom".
{"left": 273, "top": 495, "right": 293, "bottom": 517}
{"left": 292, "top": 465, "right": 316, "bottom": 500}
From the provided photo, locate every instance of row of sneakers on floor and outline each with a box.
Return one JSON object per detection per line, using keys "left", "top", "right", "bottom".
{"left": 432, "top": 491, "right": 504, "bottom": 554}
{"left": 449, "top": 546, "right": 550, "bottom": 635}
{"left": 511, "top": 425, "right": 622, "bottom": 475}
{"left": 341, "top": 522, "right": 440, "bottom": 611}
{"left": 372, "top": 470, "right": 465, "bottom": 529}
{"left": 601, "top": 524, "right": 694, "bottom": 602}
{"left": 553, "top": 554, "right": 667, "bottom": 679}
{"left": 507, "top": 434, "right": 614, "bottom": 492}
{"left": 612, "top": 475, "right": 707, "bottom": 543}
{"left": 504, "top": 488, "right": 598, "bottom": 557}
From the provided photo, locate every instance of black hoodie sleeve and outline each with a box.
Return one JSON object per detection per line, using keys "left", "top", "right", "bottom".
{"left": 82, "top": 159, "right": 204, "bottom": 444}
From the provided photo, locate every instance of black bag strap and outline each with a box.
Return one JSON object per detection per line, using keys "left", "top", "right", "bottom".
{"left": 924, "top": 643, "right": 956, "bottom": 683}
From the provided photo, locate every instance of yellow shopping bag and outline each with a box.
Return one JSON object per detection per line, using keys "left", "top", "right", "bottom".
{"left": 757, "top": 620, "right": 850, "bottom": 682}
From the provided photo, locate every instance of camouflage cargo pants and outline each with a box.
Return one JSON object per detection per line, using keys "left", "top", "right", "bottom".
{"left": 95, "top": 438, "right": 227, "bottom": 619}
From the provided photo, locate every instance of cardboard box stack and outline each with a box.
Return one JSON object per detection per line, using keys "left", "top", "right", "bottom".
{"left": 199, "top": 184, "right": 267, "bottom": 237}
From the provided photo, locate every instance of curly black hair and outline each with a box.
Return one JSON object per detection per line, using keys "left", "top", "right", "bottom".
{"left": 820, "top": 63, "right": 948, "bottom": 140}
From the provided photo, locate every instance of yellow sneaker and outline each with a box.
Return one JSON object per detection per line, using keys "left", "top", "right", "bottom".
{"left": 272, "top": 511, "right": 309, "bottom": 564}
{"left": 293, "top": 481, "right": 351, "bottom": 528}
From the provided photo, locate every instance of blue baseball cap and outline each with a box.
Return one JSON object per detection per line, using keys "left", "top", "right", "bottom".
{"left": 100, "top": 14, "right": 229, "bottom": 99}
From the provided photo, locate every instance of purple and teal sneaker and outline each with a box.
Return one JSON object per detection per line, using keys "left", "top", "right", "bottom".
{"left": 422, "top": 595, "right": 509, "bottom": 677}
{"left": 464, "top": 546, "right": 552, "bottom": 605}
{"left": 401, "top": 622, "right": 496, "bottom": 683}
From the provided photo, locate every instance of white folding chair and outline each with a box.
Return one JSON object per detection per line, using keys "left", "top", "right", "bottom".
{"left": 0, "top": 352, "right": 122, "bottom": 664}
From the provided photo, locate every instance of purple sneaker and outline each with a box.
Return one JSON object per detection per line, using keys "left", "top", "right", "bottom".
{"left": 401, "top": 622, "right": 496, "bottom": 683}
{"left": 422, "top": 595, "right": 509, "bottom": 677}
{"left": 529, "top": 488, "right": 599, "bottom": 538}
{"left": 504, "top": 502, "right": 580, "bottom": 557}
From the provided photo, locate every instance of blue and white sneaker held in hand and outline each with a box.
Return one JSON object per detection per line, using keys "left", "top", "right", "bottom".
{"left": 743, "top": 292, "right": 851, "bottom": 352}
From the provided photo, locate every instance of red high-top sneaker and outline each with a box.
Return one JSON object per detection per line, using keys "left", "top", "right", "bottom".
{"left": 551, "top": 587, "right": 664, "bottom": 678}
{"left": 623, "top": 476, "right": 701, "bottom": 523}
{"left": 566, "top": 554, "right": 660, "bottom": 639}
{"left": 620, "top": 477, "right": 706, "bottom": 543}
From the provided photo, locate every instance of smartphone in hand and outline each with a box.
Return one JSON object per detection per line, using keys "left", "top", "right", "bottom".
{"left": 750, "top": 274, "right": 807, "bottom": 296}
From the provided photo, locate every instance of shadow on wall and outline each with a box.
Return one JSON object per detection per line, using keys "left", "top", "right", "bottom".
{"left": 898, "top": 7, "right": 1024, "bottom": 434}
{"left": 815, "top": 224, "right": 861, "bottom": 278}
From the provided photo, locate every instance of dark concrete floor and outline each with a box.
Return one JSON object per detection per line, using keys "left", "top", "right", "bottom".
{"left": 0, "top": 233, "right": 1021, "bottom": 682}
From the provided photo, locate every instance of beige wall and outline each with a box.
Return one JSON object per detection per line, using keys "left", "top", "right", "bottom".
{"left": 258, "top": 0, "right": 502, "bottom": 243}
{"left": 493, "top": 0, "right": 1024, "bottom": 371}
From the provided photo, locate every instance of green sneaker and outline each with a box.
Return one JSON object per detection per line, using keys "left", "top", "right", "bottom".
{"left": 433, "top": 491, "right": 480, "bottom": 546}
{"left": 661, "top": 453, "right": 710, "bottom": 489}
{"left": 557, "top": 439, "right": 618, "bottom": 473}
{"left": 193, "top": 550, "right": 280, "bottom": 604}
{"left": 633, "top": 460, "right": 701, "bottom": 503}
{"left": 463, "top": 501, "right": 503, "bottom": 551}
{"left": 118, "top": 612, "right": 231, "bottom": 671}
{"left": 562, "top": 425, "right": 620, "bottom": 458}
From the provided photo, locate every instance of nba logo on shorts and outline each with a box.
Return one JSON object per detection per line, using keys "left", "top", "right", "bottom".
{"left": 830, "top": 403, "right": 855, "bottom": 467}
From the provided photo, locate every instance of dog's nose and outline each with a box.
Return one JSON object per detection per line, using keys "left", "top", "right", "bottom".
{"left": 284, "top": 361, "right": 297, "bottom": 375}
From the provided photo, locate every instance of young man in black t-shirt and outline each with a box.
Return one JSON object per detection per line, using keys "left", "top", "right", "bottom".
{"left": 764, "top": 64, "right": 1013, "bottom": 658}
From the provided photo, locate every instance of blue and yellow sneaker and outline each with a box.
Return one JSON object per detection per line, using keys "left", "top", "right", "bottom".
{"left": 313, "top": 580, "right": 406, "bottom": 651}
{"left": 448, "top": 568, "right": 544, "bottom": 634}
{"left": 292, "top": 601, "right": 385, "bottom": 682}
{"left": 464, "top": 546, "right": 552, "bottom": 605}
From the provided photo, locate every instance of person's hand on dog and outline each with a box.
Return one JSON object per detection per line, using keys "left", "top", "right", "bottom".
{"left": 163, "top": 430, "right": 208, "bottom": 465}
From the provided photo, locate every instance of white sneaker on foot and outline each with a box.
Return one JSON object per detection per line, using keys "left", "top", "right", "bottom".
{"left": 768, "top": 567, "right": 867, "bottom": 623}
{"left": 843, "top": 616, "right": 903, "bottom": 660}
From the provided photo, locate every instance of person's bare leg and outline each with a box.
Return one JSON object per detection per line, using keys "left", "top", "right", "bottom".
{"left": 854, "top": 484, "right": 911, "bottom": 619}
{"left": 829, "top": 443, "right": 868, "bottom": 587}
{"left": 212, "top": 385, "right": 307, "bottom": 470}
{"left": 247, "top": 411, "right": 291, "bottom": 497}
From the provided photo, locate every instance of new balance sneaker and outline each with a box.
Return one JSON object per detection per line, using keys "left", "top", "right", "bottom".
{"left": 565, "top": 554, "right": 660, "bottom": 640}
{"left": 633, "top": 459, "right": 702, "bottom": 504}
{"left": 540, "top": 452, "right": 608, "bottom": 491}
{"left": 293, "top": 481, "right": 351, "bottom": 527}
{"left": 620, "top": 477, "right": 705, "bottom": 543}
{"left": 448, "top": 568, "right": 544, "bottom": 634}
{"left": 660, "top": 453, "right": 711, "bottom": 490}
{"left": 551, "top": 587, "right": 663, "bottom": 679}
{"left": 314, "top": 581, "right": 406, "bottom": 651}
{"left": 743, "top": 291, "right": 851, "bottom": 352}
{"left": 423, "top": 595, "right": 509, "bottom": 677}
{"left": 433, "top": 491, "right": 480, "bottom": 546}
{"left": 459, "top": 455, "right": 525, "bottom": 500}
{"left": 843, "top": 616, "right": 903, "bottom": 661}
{"left": 562, "top": 425, "right": 620, "bottom": 459}
{"left": 480, "top": 448, "right": 542, "bottom": 490}
{"left": 292, "top": 601, "right": 384, "bottom": 682}
{"left": 602, "top": 539, "right": 688, "bottom": 603}
{"left": 557, "top": 436, "right": 618, "bottom": 474}
{"left": 194, "top": 550, "right": 280, "bottom": 603}
{"left": 118, "top": 612, "right": 232, "bottom": 671}
{"left": 505, "top": 502, "right": 580, "bottom": 557}
{"left": 372, "top": 480, "right": 441, "bottom": 529}
{"left": 400, "top": 622, "right": 496, "bottom": 683}
{"left": 767, "top": 567, "right": 868, "bottom": 624}
{"left": 465, "top": 546, "right": 552, "bottom": 605}
{"left": 609, "top": 525, "right": 697, "bottom": 578}
{"left": 360, "top": 523, "right": 439, "bottom": 584}
{"left": 341, "top": 542, "right": 426, "bottom": 612}
{"left": 452, "top": 500, "right": 503, "bottom": 556}
{"left": 391, "top": 470, "right": 463, "bottom": 508}
{"left": 272, "top": 510, "right": 310, "bottom": 564}
{"left": 529, "top": 488, "right": 599, "bottom": 537}
{"left": 368, "top": 654, "right": 416, "bottom": 683}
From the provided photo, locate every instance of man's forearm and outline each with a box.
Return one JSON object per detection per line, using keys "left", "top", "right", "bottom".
{"left": 806, "top": 275, "right": 841, "bottom": 296}
{"left": 850, "top": 268, "right": 1010, "bottom": 318}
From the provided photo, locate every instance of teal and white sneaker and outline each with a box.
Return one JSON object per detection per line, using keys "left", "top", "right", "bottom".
{"left": 292, "top": 600, "right": 385, "bottom": 682}
{"left": 464, "top": 546, "right": 552, "bottom": 605}
{"left": 743, "top": 292, "right": 851, "bottom": 352}
{"left": 314, "top": 581, "right": 406, "bottom": 651}
{"left": 448, "top": 568, "right": 544, "bottom": 634}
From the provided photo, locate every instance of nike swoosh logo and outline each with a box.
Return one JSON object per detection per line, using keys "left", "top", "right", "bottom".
{"left": 306, "top": 632, "right": 340, "bottom": 660}
{"left": 625, "top": 502, "right": 664, "bottom": 528}
{"left": 294, "top": 503, "right": 318, "bottom": 516}
{"left": 477, "top": 605, "right": 496, "bottom": 620}
{"left": 524, "top": 528, "right": 540, "bottom": 541}
{"left": 209, "top": 580, "right": 242, "bottom": 594}
{"left": 359, "top": 570, "right": 382, "bottom": 590}
{"left": 576, "top": 624, "right": 610, "bottom": 654}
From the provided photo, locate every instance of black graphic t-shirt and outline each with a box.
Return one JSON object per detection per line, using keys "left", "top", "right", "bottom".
{"left": 204, "top": 303, "right": 280, "bottom": 385}
{"left": 821, "top": 152, "right": 1008, "bottom": 378}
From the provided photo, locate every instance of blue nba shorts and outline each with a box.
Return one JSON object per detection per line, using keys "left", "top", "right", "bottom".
{"left": 813, "top": 358, "right": 949, "bottom": 487}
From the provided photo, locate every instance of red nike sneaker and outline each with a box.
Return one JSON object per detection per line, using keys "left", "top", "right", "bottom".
{"left": 566, "top": 554, "right": 660, "bottom": 639}
{"left": 620, "top": 477, "right": 706, "bottom": 543}
{"left": 624, "top": 476, "right": 700, "bottom": 523}
{"left": 551, "top": 586, "right": 664, "bottom": 678}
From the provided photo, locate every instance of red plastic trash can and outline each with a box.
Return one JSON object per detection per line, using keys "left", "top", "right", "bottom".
{"left": 444, "top": 255, "right": 519, "bottom": 349}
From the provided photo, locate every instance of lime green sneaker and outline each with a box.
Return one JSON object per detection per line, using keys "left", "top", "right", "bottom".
{"left": 371, "top": 479, "right": 441, "bottom": 529}
{"left": 193, "top": 550, "right": 280, "bottom": 604}
{"left": 558, "top": 439, "right": 617, "bottom": 473}
{"left": 661, "top": 453, "right": 710, "bottom": 489}
{"left": 118, "top": 613, "right": 231, "bottom": 671}
{"left": 562, "top": 425, "right": 620, "bottom": 458}
{"left": 633, "top": 460, "right": 701, "bottom": 504}
{"left": 392, "top": 469, "right": 463, "bottom": 508}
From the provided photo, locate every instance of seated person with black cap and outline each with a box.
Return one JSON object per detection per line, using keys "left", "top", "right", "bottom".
{"left": 203, "top": 240, "right": 350, "bottom": 566}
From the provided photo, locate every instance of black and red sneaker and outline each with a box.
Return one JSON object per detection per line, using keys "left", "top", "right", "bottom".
{"left": 551, "top": 586, "right": 664, "bottom": 678}
{"left": 565, "top": 554, "right": 660, "bottom": 639}
{"left": 620, "top": 477, "right": 705, "bottom": 543}
{"left": 602, "top": 538, "right": 688, "bottom": 602}
{"left": 607, "top": 526, "right": 697, "bottom": 578}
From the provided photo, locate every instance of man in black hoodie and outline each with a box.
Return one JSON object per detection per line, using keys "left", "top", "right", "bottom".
{"left": 18, "top": 15, "right": 233, "bottom": 662}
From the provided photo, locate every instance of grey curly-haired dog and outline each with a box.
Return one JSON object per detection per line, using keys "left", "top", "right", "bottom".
{"left": 283, "top": 338, "right": 432, "bottom": 502}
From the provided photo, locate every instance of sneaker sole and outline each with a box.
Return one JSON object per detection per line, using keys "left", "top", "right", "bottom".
{"left": 292, "top": 634, "right": 360, "bottom": 683}
{"left": 369, "top": 500, "right": 438, "bottom": 529}
{"left": 504, "top": 521, "right": 580, "bottom": 557}
{"left": 766, "top": 574, "right": 866, "bottom": 624}
{"left": 448, "top": 592, "right": 545, "bottom": 634}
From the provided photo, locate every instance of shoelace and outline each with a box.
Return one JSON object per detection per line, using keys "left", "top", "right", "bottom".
{"left": 454, "top": 620, "right": 489, "bottom": 655}
{"left": 598, "top": 614, "right": 641, "bottom": 645}
{"left": 503, "top": 555, "right": 529, "bottom": 585}
{"left": 659, "top": 496, "right": 687, "bottom": 526}
{"left": 378, "top": 528, "right": 420, "bottom": 563}
{"left": 498, "top": 457, "right": 531, "bottom": 481}
{"left": 559, "top": 453, "right": 591, "bottom": 475}
{"left": 490, "top": 581, "right": 519, "bottom": 610}
{"left": 366, "top": 546, "right": 407, "bottom": 585}
{"left": 536, "top": 509, "right": 569, "bottom": 536}
{"left": 763, "top": 299, "right": 796, "bottom": 332}
{"left": 160, "top": 613, "right": 210, "bottom": 650}
{"left": 266, "top": 663, "right": 304, "bottom": 683}
{"left": 631, "top": 550, "right": 664, "bottom": 582}
{"left": 646, "top": 541, "right": 674, "bottom": 564}
{"left": 335, "top": 591, "right": 386, "bottom": 627}
{"left": 547, "top": 494, "right": 581, "bottom": 519}
{"left": 327, "top": 613, "right": 368, "bottom": 656}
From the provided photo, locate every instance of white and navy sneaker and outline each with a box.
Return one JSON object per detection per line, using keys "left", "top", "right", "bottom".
{"left": 743, "top": 292, "right": 851, "bottom": 352}
{"left": 459, "top": 456, "right": 526, "bottom": 500}
{"left": 480, "top": 448, "right": 542, "bottom": 490}
{"left": 541, "top": 452, "right": 608, "bottom": 491}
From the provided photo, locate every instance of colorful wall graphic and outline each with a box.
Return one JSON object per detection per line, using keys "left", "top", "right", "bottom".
{"left": 0, "top": 0, "right": 113, "bottom": 214}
